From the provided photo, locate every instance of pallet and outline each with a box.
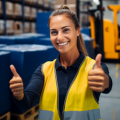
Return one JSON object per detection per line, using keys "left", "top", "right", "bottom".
{"left": 0, "top": 112, "right": 10, "bottom": 120}
{"left": 11, "top": 104, "right": 39, "bottom": 120}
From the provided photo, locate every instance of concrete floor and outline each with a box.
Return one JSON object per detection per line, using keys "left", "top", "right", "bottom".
{"left": 99, "top": 63, "right": 120, "bottom": 120}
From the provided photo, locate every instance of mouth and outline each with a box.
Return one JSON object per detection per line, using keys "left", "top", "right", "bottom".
{"left": 57, "top": 41, "right": 69, "bottom": 46}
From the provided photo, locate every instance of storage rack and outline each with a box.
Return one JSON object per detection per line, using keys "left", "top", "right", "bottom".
{"left": 0, "top": 0, "right": 54, "bottom": 35}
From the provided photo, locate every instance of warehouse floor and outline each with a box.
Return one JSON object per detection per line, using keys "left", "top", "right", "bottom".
{"left": 99, "top": 63, "right": 120, "bottom": 120}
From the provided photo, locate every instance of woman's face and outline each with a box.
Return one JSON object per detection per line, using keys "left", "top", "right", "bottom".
{"left": 49, "top": 15, "right": 80, "bottom": 54}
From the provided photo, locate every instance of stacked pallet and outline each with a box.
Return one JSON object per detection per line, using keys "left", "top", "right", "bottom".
{"left": 11, "top": 104, "right": 39, "bottom": 120}
{"left": 0, "top": 112, "right": 10, "bottom": 120}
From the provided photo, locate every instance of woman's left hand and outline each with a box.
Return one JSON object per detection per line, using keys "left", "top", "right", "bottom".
{"left": 88, "top": 54, "right": 109, "bottom": 92}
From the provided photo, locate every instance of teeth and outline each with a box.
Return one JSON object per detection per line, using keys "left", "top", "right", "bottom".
{"left": 58, "top": 42, "right": 68, "bottom": 46}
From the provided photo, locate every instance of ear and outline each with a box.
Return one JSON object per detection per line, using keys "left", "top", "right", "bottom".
{"left": 77, "top": 26, "right": 80, "bottom": 36}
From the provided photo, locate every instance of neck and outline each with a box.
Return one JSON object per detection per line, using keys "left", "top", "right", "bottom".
{"left": 60, "top": 49, "right": 80, "bottom": 69}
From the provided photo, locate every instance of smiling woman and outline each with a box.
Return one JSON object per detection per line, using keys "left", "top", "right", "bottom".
{"left": 9, "top": 5, "right": 112, "bottom": 120}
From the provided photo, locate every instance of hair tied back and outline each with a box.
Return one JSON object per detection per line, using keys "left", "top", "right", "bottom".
{"left": 59, "top": 5, "right": 71, "bottom": 11}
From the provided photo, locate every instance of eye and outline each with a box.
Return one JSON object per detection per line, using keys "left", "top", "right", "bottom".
{"left": 63, "top": 29, "right": 69, "bottom": 32}
{"left": 51, "top": 31, "right": 58, "bottom": 35}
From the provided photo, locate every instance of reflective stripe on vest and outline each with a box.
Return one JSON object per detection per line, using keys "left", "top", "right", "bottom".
{"left": 38, "top": 109, "right": 101, "bottom": 120}
{"left": 38, "top": 56, "right": 101, "bottom": 120}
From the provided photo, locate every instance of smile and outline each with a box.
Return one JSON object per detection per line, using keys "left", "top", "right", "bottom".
{"left": 58, "top": 41, "right": 69, "bottom": 46}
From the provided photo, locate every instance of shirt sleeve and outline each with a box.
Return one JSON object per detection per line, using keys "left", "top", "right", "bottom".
{"left": 93, "top": 62, "right": 113, "bottom": 103}
{"left": 13, "top": 65, "right": 44, "bottom": 110}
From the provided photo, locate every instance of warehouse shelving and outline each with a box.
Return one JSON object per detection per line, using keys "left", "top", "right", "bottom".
{"left": 0, "top": 0, "right": 54, "bottom": 35}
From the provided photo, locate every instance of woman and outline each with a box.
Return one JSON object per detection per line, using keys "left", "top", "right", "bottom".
{"left": 9, "top": 5, "right": 112, "bottom": 120}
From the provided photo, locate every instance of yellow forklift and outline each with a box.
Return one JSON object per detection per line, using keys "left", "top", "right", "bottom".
{"left": 79, "top": 0, "right": 120, "bottom": 61}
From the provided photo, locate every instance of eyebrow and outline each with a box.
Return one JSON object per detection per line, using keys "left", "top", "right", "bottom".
{"left": 50, "top": 26, "right": 70, "bottom": 31}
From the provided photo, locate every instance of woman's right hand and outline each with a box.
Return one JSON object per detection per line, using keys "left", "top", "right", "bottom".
{"left": 9, "top": 65, "right": 24, "bottom": 101}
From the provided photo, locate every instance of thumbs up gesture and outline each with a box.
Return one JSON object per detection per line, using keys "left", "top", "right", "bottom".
{"left": 88, "top": 54, "right": 109, "bottom": 92}
{"left": 9, "top": 65, "right": 24, "bottom": 100}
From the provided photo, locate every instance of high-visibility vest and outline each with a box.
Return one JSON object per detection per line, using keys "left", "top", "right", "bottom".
{"left": 38, "top": 56, "right": 101, "bottom": 120}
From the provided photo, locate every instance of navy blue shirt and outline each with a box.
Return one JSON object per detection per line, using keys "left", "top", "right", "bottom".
{"left": 14, "top": 51, "right": 112, "bottom": 115}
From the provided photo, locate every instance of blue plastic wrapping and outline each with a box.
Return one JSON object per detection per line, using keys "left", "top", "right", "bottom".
{"left": 0, "top": 36, "right": 16, "bottom": 45}
{"left": 0, "top": 52, "right": 11, "bottom": 116}
{"left": 36, "top": 12, "right": 52, "bottom": 37}
{"left": 0, "top": 45, "right": 59, "bottom": 114}
{"left": 0, "top": 44, "right": 7, "bottom": 48}
{"left": 34, "top": 37, "right": 53, "bottom": 46}
{"left": 81, "top": 28, "right": 91, "bottom": 37}
{"left": 14, "top": 33, "right": 46, "bottom": 44}
{"left": 82, "top": 33, "right": 94, "bottom": 58}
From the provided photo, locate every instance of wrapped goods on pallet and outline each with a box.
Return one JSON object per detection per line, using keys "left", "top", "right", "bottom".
{"left": 6, "top": 2, "right": 14, "bottom": 16}
{"left": 32, "top": 0, "right": 37, "bottom": 3}
{"left": 0, "top": 44, "right": 6, "bottom": 48}
{"left": 38, "top": 9, "right": 43, "bottom": 12}
{"left": 0, "top": 52, "right": 11, "bottom": 116}
{"left": 0, "top": 44, "right": 59, "bottom": 114}
{"left": 31, "top": 8, "right": 37, "bottom": 18}
{"left": 14, "top": 21, "right": 23, "bottom": 35}
{"left": 30, "top": 22, "right": 36, "bottom": 33}
{"left": 0, "top": 1, "right": 3, "bottom": 14}
{"left": 38, "top": 0, "right": 43, "bottom": 5}
{"left": 82, "top": 33, "right": 94, "bottom": 58}
{"left": 36, "top": 12, "right": 52, "bottom": 36}
{"left": 6, "top": 20, "right": 14, "bottom": 34}
{"left": 44, "top": 0, "right": 49, "bottom": 8}
{"left": 24, "top": 0, "right": 32, "bottom": 2}
{"left": 67, "top": 4, "right": 76, "bottom": 14}
{"left": 24, "top": 22, "right": 30, "bottom": 33}
{"left": 0, "top": 36, "right": 16, "bottom": 45}
{"left": 50, "top": 1, "right": 55, "bottom": 10}
{"left": 24, "top": 6, "right": 30, "bottom": 17}
{"left": 55, "top": 0, "right": 64, "bottom": 5}
{"left": 67, "top": 0, "right": 76, "bottom": 4}
{"left": 0, "top": 20, "right": 4, "bottom": 34}
{"left": 14, "top": 3, "right": 22, "bottom": 17}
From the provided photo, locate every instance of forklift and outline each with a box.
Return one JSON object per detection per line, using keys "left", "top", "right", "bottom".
{"left": 78, "top": 0, "right": 120, "bottom": 61}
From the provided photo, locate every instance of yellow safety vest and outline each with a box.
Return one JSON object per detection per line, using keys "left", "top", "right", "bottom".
{"left": 38, "top": 56, "right": 101, "bottom": 120}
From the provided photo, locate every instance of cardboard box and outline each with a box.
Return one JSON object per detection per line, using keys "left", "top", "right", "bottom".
{"left": 55, "top": 0, "right": 65, "bottom": 5}
{"left": 30, "top": 22, "right": 36, "bottom": 33}
{"left": 24, "top": 6, "right": 30, "bottom": 17}
{"left": 14, "top": 21, "right": 23, "bottom": 35}
{"left": 14, "top": 3, "right": 22, "bottom": 16}
{"left": 0, "top": 1, "right": 3, "bottom": 14}
{"left": 24, "top": 22, "right": 30, "bottom": 33}
{"left": 44, "top": 0, "right": 49, "bottom": 8}
{"left": 0, "top": 20, "right": 4, "bottom": 34}
{"left": 67, "top": 0, "right": 76, "bottom": 4}
{"left": 32, "top": 0, "right": 37, "bottom": 3}
{"left": 6, "top": 20, "right": 14, "bottom": 34}
{"left": 6, "top": 2, "right": 14, "bottom": 15}
{"left": 50, "top": 1, "right": 55, "bottom": 10}
{"left": 31, "top": 8, "right": 36, "bottom": 18}
{"left": 38, "top": 9, "right": 43, "bottom": 12}
{"left": 38, "top": 0, "right": 43, "bottom": 5}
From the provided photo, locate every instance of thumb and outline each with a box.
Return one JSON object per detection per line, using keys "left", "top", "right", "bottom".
{"left": 94, "top": 54, "right": 102, "bottom": 69}
{"left": 10, "top": 65, "right": 19, "bottom": 77}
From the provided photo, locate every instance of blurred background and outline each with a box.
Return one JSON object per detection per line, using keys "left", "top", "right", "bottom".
{"left": 0, "top": 0, "right": 120, "bottom": 120}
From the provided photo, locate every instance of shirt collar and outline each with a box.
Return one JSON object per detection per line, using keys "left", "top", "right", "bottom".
{"left": 55, "top": 51, "right": 85, "bottom": 70}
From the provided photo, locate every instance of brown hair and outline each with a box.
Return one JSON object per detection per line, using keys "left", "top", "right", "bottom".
{"left": 48, "top": 5, "right": 88, "bottom": 56}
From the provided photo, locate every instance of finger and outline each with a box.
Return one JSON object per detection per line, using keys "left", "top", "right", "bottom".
{"left": 10, "top": 65, "right": 19, "bottom": 77}
{"left": 88, "top": 76, "right": 104, "bottom": 82}
{"left": 94, "top": 54, "right": 102, "bottom": 69}
{"left": 13, "top": 91, "right": 23, "bottom": 96}
{"left": 9, "top": 77, "right": 22, "bottom": 84}
{"left": 88, "top": 69, "right": 104, "bottom": 76}
{"left": 9, "top": 83, "right": 23, "bottom": 89}
{"left": 89, "top": 86, "right": 103, "bottom": 92}
{"left": 88, "top": 81, "right": 103, "bottom": 87}
{"left": 11, "top": 88, "right": 23, "bottom": 93}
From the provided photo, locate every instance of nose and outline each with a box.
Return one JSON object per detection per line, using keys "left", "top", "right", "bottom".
{"left": 57, "top": 31, "right": 63, "bottom": 41}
